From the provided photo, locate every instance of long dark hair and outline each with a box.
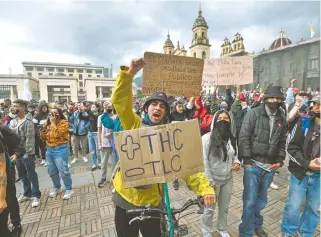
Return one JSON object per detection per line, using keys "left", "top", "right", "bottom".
{"left": 207, "top": 110, "right": 237, "bottom": 161}
{"left": 47, "top": 107, "right": 66, "bottom": 125}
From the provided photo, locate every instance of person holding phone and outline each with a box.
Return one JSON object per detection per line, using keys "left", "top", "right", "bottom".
{"left": 40, "top": 107, "right": 73, "bottom": 200}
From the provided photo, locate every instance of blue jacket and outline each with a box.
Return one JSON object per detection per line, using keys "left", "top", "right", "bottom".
{"left": 100, "top": 113, "right": 123, "bottom": 164}
{"left": 68, "top": 111, "right": 90, "bottom": 136}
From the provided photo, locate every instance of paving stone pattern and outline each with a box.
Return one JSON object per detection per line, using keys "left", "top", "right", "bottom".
{"left": 17, "top": 166, "right": 320, "bottom": 237}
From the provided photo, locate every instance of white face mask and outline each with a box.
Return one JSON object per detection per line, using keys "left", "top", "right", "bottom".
{"left": 241, "top": 102, "right": 248, "bottom": 109}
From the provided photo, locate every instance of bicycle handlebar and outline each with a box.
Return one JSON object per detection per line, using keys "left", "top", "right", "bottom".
{"left": 126, "top": 196, "right": 204, "bottom": 217}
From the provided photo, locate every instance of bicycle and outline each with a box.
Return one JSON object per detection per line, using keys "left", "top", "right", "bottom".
{"left": 127, "top": 196, "right": 204, "bottom": 237}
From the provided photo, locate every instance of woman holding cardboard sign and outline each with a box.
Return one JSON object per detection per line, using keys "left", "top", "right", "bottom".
{"left": 111, "top": 58, "right": 216, "bottom": 237}
{"left": 201, "top": 110, "right": 241, "bottom": 237}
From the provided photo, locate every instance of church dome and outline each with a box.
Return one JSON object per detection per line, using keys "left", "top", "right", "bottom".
{"left": 192, "top": 9, "right": 208, "bottom": 30}
{"left": 269, "top": 30, "right": 292, "bottom": 50}
{"left": 163, "top": 33, "right": 174, "bottom": 49}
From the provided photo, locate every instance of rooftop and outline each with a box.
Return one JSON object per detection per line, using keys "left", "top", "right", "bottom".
{"left": 22, "top": 61, "right": 104, "bottom": 68}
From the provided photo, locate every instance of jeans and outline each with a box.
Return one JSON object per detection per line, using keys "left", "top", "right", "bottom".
{"left": 281, "top": 175, "right": 320, "bottom": 237}
{"left": 73, "top": 135, "right": 88, "bottom": 158}
{"left": 16, "top": 154, "right": 41, "bottom": 199}
{"left": 101, "top": 147, "right": 112, "bottom": 179}
{"left": 88, "top": 132, "right": 101, "bottom": 165}
{"left": 239, "top": 166, "right": 275, "bottom": 237}
{"left": 47, "top": 143, "right": 72, "bottom": 191}
{"left": 201, "top": 178, "right": 233, "bottom": 237}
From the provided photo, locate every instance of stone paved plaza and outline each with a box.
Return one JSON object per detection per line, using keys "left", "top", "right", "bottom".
{"left": 14, "top": 158, "right": 320, "bottom": 237}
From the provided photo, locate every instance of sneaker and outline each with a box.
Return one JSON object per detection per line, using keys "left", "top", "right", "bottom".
{"left": 68, "top": 163, "right": 71, "bottom": 168}
{"left": 15, "top": 177, "right": 21, "bottom": 183}
{"left": 173, "top": 179, "right": 179, "bottom": 190}
{"left": 254, "top": 228, "right": 268, "bottom": 237}
{"left": 49, "top": 188, "right": 61, "bottom": 198}
{"left": 18, "top": 195, "right": 31, "bottom": 203}
{"left": 11, "top": 224, "right": 22, "bottom": 237}
{"left": 31, "top": 197, "right": 40, "bottom": 208}
{"left": 63, "top": 190, "right": 74, "bottom": 200}
{"left": 218, "top": 230, "right": 230, "bottom": 237}
{"left": 92, "top": 165, "right": 97, "bottom": 171}
{"left": 43, "top": 162, "right": 47, "bottom": 167}
{"left": 40, "top": 159, "right": 46, "bottom": 165}
{"left": 71, "top": 158, "right": 78, "bottom": 164}
{"left": 98, "top": 178, "right": 107, "bottom": 188}
{"left": 282, "top": 234, "right": 294, "bottom": 237}
{"left": 82, "top": 157, "right": 88, "bottom": 163}
{"left": 270, "top": 182, "right": 279, "bottom": 190}
{"left": 98, "top": 163, "right": 102, "bottom": 169}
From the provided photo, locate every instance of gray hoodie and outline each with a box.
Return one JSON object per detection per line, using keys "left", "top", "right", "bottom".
{"left": 202, "top": 111, "right": 240, "bottom": 186}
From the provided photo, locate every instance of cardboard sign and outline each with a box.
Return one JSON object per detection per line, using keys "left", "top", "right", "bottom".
{"left": 114, "top": 119, "right": 204, "bottom": 188}
{"left": 202, "top": 56, "right": 253, "bottom": 86}
{"left": 142, "top": 52, "right": 204, "bottom": 96}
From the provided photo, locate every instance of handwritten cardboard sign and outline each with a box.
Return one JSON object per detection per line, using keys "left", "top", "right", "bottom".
{"left": 142, "top": 52, "right": 204, "bottom": 96}
{"left": 114, "top": 119, "right": 204, "bottom": 188}
{"left": 202, "top": 56, "right": 253, "bottom": 86}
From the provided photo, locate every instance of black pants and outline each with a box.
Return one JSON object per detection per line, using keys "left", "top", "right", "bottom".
{"left": 115, "top": 205, "right": 161, "bottom": 237}
{"left": 7, "top": 165, "right": 21, "bottom": 226}
{"left": 35, "top": 135, "right": 46, "bottom": 160}
{"left": 0, "top": 208, "right": 12, "bottom": 237}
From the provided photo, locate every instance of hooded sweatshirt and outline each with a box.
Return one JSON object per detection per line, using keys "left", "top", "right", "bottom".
{"left": 202, "top": 110, "right": 240, "bottom": 186}
{"left": 33, "top": 100, "right": 49, "bottom": 134}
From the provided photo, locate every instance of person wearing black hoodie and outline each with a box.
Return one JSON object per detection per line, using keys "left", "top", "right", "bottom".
{"left": 33, "top": 100, "right": 49, "bottom": 166}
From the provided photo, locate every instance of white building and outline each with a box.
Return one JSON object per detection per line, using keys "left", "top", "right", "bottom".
{"left": 0, "top": 61, "right": 116, "bottom": 102}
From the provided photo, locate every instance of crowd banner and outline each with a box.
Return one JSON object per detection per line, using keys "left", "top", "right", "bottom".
{"left": 142, "top": 52, "right": 204, "bottom": 96}
{"left": 114, "top": 119, "right": 204, "bottom": 188}
{"left": 202, "top": 56, "right": 254, "bottom": 86}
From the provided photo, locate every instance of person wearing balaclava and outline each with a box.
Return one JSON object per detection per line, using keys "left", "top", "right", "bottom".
{"left": 27, "top": 104, "right": 36, "bottom": 117}
{"left": 281, "top": 95, "right": 320, "bottom": 236}
{"left": 238, "top": 86, "right": 287, "bottom": 237}
{"left": 201, "top": 110, "right": 240, "bottom": 237}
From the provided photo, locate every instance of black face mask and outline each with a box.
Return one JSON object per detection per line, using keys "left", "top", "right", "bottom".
{"left": 266, "top": 102, "right": 280, "bottom": 110}
{"left": 314, "top": 112, "right": 321, "bottom": 118}
{"left": 106, "top": 109, "right": 113, "bottom": 113}
{"left": 215, "top": 120, "right": 231, "bottom": 137}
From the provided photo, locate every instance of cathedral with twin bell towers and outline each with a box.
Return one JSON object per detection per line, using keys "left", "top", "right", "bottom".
{"left": 162, "top": 6, "right": 247, "bottom": 59}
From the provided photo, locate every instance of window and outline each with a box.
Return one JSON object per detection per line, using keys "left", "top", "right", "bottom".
{"left": 49, "top": 73, "right": 53, "bottom": 76}
{"left": 169, "top": 51, "right": 172, "bottom": 55}
{"left": 77, "top": 69, "right": 83, "bottom": 73}
{"left": 195, "top": 33, "right": 197, "bottom": 39}
{"left": 80, "top": 88, "right": 83, "bottom": 92}
{"left": 202, "top": 32, "right": 205, "bottom": 38}
{"left": 27, "top": 72, "right": 32, "bottom": 76}
{"left": 38, "top": 73, "right": 42, "bottom": 76}
{"left": 193, "top": 52, "right": 196, "bottom": 57}
{"left": 25, "top": 67, "right": 33, "bottom": 71}
{"left": 309, "top": 59, "right": 319, "bottom": 69}
{"left": 67, "top": 68, "right": 74, "bottom": 73}
{"left": 60, "top": 88, "right": 64, "bottom": 92}
{"left": 95, "top": 70, "right": 102, "bottom": 74}
{"left": 97, "top": 75, "right": 101, "bottom": 78}
{"left": 57, "top": 68, "right": 65, "bottom": 73}
{"left": 47, "top": 67, "right": 54, "bottom": 72}
{"left": 69, "top": 74, "right": 73, "bottom": 76}
{"left": 88, "top": 75, "right": 92, "bottom": 77}
{"left": 86, "top": 69, "right": 93, "bottom": 73}
{"left": 202, "top": 51, "right": 206, "bottom": 60}
{"left": 79, "top": 81, "right": 83, "bottom": 87}
{"left": 79, "top": 74, "right": 83, "bottom": 81}
{"left": 36, "top": 67, "right": 44, "bottom": 71}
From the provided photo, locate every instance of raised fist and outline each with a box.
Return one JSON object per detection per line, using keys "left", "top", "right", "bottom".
{"left": 128, "top": 58, "right": 145, "bottom": 75}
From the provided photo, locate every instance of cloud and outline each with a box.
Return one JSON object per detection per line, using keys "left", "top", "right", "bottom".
{"left": 0, "top": 1, "right": 319, "bottom": 74}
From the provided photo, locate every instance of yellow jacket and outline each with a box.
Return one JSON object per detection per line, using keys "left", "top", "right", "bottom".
{"left": 111, "top": 67, "right": 214, "bottom": 207}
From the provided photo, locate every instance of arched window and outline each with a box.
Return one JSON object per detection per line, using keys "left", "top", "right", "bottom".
{"left": 169, "top": 51, "right": 172, "bottom": 55}
{"left": 193, "top": 52, "right": 196, "bottom": 58}
{"left": 202, "top": 32, "right": 205, "bottom": 38}
{"left": 195, "top": 33, "right": 197, "bottom": 39}
{"left": 202, "top": 51, "right": 206, "bottom": 59}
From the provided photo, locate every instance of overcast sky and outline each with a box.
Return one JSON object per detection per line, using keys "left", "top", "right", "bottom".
{"left": 0, "top": 0, "right": 319, "bottom": 77}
